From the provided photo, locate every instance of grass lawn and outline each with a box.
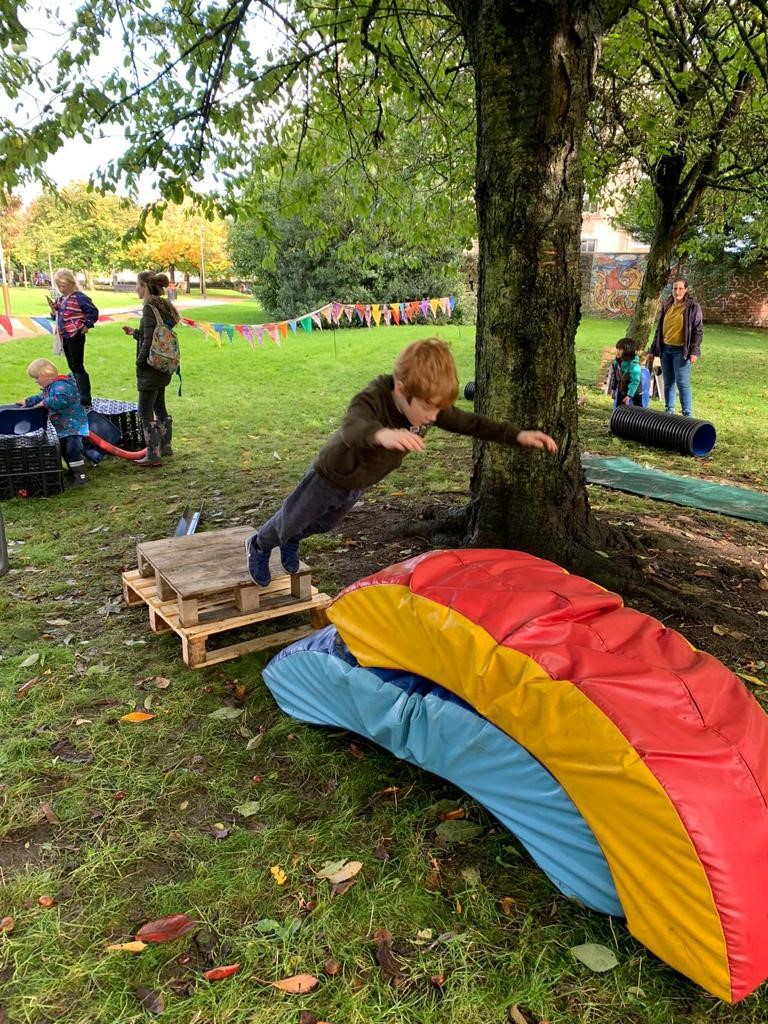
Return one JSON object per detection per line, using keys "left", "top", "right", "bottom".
{"left": 2, "top": 287, "right": 259, "bottom": 319}
{"left": 1, "top": 313, "right": 767, "bottom": 1024}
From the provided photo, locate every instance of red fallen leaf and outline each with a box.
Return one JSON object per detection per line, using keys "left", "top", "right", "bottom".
{"left": 136, "top": 913, "right": 198, "bottom": 943}
{"left": 135, "top": 987, "right": 164, "bottom": 1015}
{"left": 38, "top": 895, "right": 56, "bottom": 908}
{"left": 0, "top": 917, "right": 14, "bottom": 933}
{"left": 430, "top": 972, "right": 447, "bottom": 987}
{"left": 323, "top": 957, "right": 340, "bottom": 976}
{"left": 202, "top": 963, "right": 241, "bottom": 981}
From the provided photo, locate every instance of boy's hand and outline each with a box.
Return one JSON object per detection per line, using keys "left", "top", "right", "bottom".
{"left": 121, "top": 325, "right": 134, "bottom": 335}
{"left": 374, "top": 428, "right": 426, "bottom": 452}
{"left": 516, "top": 430, "right": 558, "bottom": 453}
{"left": 622, "top": 396, "right": 631, "bottom": 405}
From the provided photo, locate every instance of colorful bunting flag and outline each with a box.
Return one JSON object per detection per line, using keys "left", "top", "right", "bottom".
{"left": 87, "top": 293, "right": 456, "bottom": 353}
{"left": 0, "top": 316, "right": 13, "bottom": 336}
{"left": 30, "top": 317, "right": 54, "bottom": 334}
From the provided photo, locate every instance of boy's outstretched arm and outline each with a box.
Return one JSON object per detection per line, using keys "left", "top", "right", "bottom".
{"left": 374, "top": 428, "right": 425, "bottom": 452}
{"left": 515, "top": 430, "right": 558, "bottom": 453}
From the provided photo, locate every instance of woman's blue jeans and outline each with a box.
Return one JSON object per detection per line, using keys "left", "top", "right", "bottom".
{"left": 661, "top": 344, "right": 693, "bottom": 416}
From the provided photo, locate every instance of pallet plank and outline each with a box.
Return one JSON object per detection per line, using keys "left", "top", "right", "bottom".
{"left": 121, "top": 561, "right": 331, "bottom": 669}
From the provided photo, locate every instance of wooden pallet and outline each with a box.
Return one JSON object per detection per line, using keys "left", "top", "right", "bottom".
{"left": 123, "top": 527, "right": 331, "bottom": 668}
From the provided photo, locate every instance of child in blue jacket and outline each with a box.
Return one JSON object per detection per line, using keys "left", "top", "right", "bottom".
{"left": 22, "top": 359, "right": 89, "bottom": 486}
{"left": 609, "top": 337, "right": 643, "bottom": 406}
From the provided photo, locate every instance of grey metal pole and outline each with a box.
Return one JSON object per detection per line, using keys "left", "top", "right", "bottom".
{"left": 0, "top": 507, "right": 9, "bottom": 577}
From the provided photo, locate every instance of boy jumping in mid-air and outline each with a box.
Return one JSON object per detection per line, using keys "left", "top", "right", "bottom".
{"left": 21, "top": 359, "right": 90, "bottom": 486}
{"left": 245, "top": 338, "right": 557, "bottom": 586}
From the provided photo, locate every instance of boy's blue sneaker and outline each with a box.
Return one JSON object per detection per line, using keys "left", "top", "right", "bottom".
{"left": 245, "top": 533, "right": 271, "bottom": 587}
{"left": 280, "top": 541, "right": 300, "bottom": 574}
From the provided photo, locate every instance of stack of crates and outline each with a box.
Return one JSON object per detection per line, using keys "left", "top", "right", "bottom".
{"left": 0, "top": 398, "right": 143, "bottom": 500}
{"left": 91, "top": 398, "right": 144, "bottom": 451}
{"left": 0, "top": 424, "right": 64, "bottom": 500}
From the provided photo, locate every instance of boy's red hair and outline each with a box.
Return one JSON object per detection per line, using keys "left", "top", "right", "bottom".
{"left": 393, "top": 338, "right": 459, "bottom": 408}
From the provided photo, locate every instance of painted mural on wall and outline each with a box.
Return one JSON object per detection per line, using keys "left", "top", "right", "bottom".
{"left": 590, "top": 253, "right": 646, "bottom": 316}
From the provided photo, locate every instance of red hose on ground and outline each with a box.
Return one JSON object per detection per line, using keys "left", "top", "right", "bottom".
{"left": 87, "top": 431, "right": 147, "bottom": 461}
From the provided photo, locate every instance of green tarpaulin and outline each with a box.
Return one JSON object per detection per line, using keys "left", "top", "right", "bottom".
{"left": 582, "top": 454, "right": 768, "bottom": 524}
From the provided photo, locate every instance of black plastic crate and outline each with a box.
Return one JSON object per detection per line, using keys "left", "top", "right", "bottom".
{"left": 0, "top": 426, "right": 65, "bottom": 500}
{"left": 91, "top": 398, "right": 144, "bottom": 451}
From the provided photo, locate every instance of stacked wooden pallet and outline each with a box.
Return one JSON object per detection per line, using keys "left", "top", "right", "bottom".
{"left": 122, "top": 526, "right": 330, "bottom": 668}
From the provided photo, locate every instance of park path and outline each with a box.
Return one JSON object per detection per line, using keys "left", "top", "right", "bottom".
{"left": 0, "top": 295, "right": 247, "bottom": 343}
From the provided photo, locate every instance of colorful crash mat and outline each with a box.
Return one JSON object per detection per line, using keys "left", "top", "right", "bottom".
{"left": 324, "top": 549, "right": 768, "bottom": 1003}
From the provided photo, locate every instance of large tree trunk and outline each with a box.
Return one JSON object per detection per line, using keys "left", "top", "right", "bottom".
{"left": 447, "top": 1, "right": 630, "bottom": 565}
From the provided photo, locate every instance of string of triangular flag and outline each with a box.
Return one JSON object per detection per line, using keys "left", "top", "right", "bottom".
{"left": 2, "top": 295, "right": 455, "bottom": 343}
{"left": 168, "top": 295, "right": 456, "bottom": 348}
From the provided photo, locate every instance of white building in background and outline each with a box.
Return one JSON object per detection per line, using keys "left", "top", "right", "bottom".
{"left": 580, "top": 202, "right": 649, "bottom": 254}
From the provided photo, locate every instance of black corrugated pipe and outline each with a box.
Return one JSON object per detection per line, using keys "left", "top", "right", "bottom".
{"left": 610, "top": 405, "right": 716, "bottom": 457}
{"left": 464, "top": 380, "right": 475, "bottom": 400}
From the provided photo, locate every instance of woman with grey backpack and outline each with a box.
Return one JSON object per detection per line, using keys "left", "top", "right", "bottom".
{"left": 122, "top": 271, "right": 181, "bottom": 468}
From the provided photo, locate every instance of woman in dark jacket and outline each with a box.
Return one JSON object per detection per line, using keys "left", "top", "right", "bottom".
{"left": 648, "top": 278, "right": 703, "bottom": 416}
{"left": 122, "top": 271, "right": 180, "bottom": 467}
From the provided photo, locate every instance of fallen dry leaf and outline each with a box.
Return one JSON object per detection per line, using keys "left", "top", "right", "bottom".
{"left": 270, "top": 865, "right": 287, "bottom": 885}
{"left": 120, "top": 711, "right": 156, "bottom": 724}
{"left": 260, "top": 973, "right": 319, "bottom": 994}
{"left": 135, "top": 987, "right": 164, "bottom": 1015}
{"left": 318, "top": 860, "right": 362, "bottom": 885}
{"left": 712, "top": 624, "right": 728, "bottom": 636}
{"left": 202, "top": 963, "right": 241, "bottom": 981}
{"left": 498, "top": 897, "right": 516, "bottom": 916}
{"left": 424, "top": 867, "right": 442, "bottom": 891}
{"left": 39, "top": 802, "right": 61, "bottom": 826}
{"left": 323, "top": 957, "right": 341, "bottom": 976}
{"left": 329, "top": 878, "right": 357, "bottom": 899}
{"left": 153, "top": 676, "right": 171, "bottom": 689}
{"left": 136, "top": 913, "right": 198, "bottom": 943}
{"left": 373, "top": 928, "right": 407, "bottom": 988}
{"left": 106, "top": 941, "right": 147, "bottom": 953}
{"left": 438, "top": 808, "right": 465, "bottom": 821}
{"left": 38, "top": 895, "right": 56, "bottom": 908}
{"left": 509, "top": 1005, "right": 543, "bottom": 1024}
{"left": 16, "top": 676, "right": 41, "bottom": 699}
{"left": 0, "top": 917, "right": 14, "bottom": 934}
{"left": 430, "top": 972, "right": 447, "bottom": 987}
